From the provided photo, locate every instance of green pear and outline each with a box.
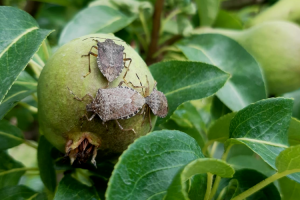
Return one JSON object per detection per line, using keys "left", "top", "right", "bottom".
{"left": 38, "top": 34, "right": 156, "bottom": 165}
{"left": 193, "top": 21, "right": 300, "bottom": 94}
{"left": 248, "top": 0, "right": 300, "bottom": 27}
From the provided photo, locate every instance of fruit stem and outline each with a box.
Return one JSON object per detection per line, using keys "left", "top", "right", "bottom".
{"left": 204, "top": 172, "right": 213, "bottom": 200}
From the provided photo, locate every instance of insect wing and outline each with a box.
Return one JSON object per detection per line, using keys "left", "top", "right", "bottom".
{"left": 97, "top": 40, "right": 124, "bottom": 82}
{"left": 101, "top": 87, "right": 143, "bottom": 121}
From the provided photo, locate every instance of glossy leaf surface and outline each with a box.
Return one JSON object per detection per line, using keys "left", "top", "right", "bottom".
{"left": 0, "top": 151, "right": 25, "bottom": 189}
{"left": 228, "top": 98, "right": 300, "bottom": 181}
{"left": 106, "top": 130, "right": 204, "bottom": 200}
{"left": 0, "top": 185, "right": 37, "bottom": 200}
{"left": 38, "top": 135, "right": 56, "bottom": 194}
{"left": 0, "top": 120, "right": 24, "bottom": 150}
{"left": 59, "top": 5, "right": 136, "bottom": 45}
{"left": 288, "top": 118, "right": 300, "bottom": 146}
{"left": 0, "top": 71, "right": 37, "bottom": 120}
{"left": 150, "top": 60, "right": 230, "bottom": 124}
{"left": 54, "top": 174, "right": 99, "bottom": 200}
{"left": 178, "top": 34, "right": 266, "bottom": 111}
{"left": 0, "top": 7, "right": 51, "bottom": 103}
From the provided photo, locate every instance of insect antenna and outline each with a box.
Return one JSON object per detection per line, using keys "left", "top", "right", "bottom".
{"left": 82, "top": 37, "right": 127, "bottom": 44}
{"left": 135, "top": 74, "right": 145, "bottom": 97}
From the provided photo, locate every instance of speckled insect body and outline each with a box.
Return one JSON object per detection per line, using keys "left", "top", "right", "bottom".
{"left": 82, "top": 38, "right": 132, "bottom": 85}
{"left": 67, "top": 83, "right": 145, "bottom": 133}
{"left": 145, "top": 89, "right": 168, "bottom": 118}
{"left": 86, "top": 86, "right": 145, "bottom": 122}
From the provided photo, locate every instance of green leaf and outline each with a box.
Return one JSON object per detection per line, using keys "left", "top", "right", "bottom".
{"left": 38, "top": 136, "right": 56, "bottom": 194}
{"left": 177, "top": 34, "right": 266, "bottom": 111}
{"left": 219, "top": 169, "right": 280, "bottom": 200}
{"left": 54, "top": 174, "right": 100, "bottom": 200}
{"left": 279, "top": 177, "right": 300, "bottom": 200}
{"left": 195, "top": 0, "right": 220, "bottom": 26}
{"left": 0, "top": 71, "right": 37, "bottom": 120}
{"left": 161, "top": 120, "right": 205, "bottom": 149}
{"left": 210, "top": 96, "right": 231, "bottom": 120}
{"left": 106, "top": 130, "right": 204, "bottom": 200}
{"left": 187, "top": 174, "right": 207, "bottom": 200}
{"left": 0, "top": 185, "right": 38, "bottom": 200}
{"left": 165, "top": 158, "right": 234, "bottom": 200}
{"left": 0, "top": 6, "right": 52, "bottom": 104}
{"left": 0, "top": 151, "right": 25, "bottom": 189}
{"left": 0, "top": 120, "right": 24, "bottom": 150}
{"left": 227, "top": 155, "right": 275, "bottom": 177}
{"left": 288, "top": 118, "right": 300, "bottom": 146}
{"left": 59, "top": 5, "right": 136, "bottom": 45}
{"left": 150, "top": 60, "right": 230, "bottom": 124}
{"left": 228, "top": 98, "right": 299, "bottom": 181}
{"left": 213, "top": 10, "right": 243, "bottom": 30}
{"left": 276, "top": 145, "right": 300, "bottom": 173}
{"left": 284, "top": 88, "right": 300, "bottom": 119}
{"left": 207, "top": 112, "right": 236, "bottom": 143}
{"left": 161, "top": 102, "right": 206, "bottom": 148}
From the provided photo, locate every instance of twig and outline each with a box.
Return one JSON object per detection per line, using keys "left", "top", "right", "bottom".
{"left": 146, "top": 0, "right": 164, "bottom": 65}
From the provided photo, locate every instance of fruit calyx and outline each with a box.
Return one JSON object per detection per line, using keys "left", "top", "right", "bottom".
{"left": 65, "top": 133, "right": 100, "bottom": 167}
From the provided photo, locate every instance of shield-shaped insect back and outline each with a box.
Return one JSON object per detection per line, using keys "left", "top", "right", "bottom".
{"left": 81, "top": 37, "right": 132, "bottom": 86}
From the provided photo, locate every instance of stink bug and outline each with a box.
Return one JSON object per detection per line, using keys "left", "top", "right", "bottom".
{"left": 82, "top": 38, "right": 132, "bottom": 86}
{"left": 67, "top": 81, "right": 145, "bottom": 134}
{"left": 126, "top": 74, "right": 168, "bottom": 132}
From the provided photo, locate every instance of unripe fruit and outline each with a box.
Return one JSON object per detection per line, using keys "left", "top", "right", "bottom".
{"left": 195, "top": 21, "right": 300, "bottom": 95}
{"left": 38, "top": 34, "right": 156, "bottom": 164}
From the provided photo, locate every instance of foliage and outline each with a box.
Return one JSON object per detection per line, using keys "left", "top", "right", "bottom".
{"left": 1, "top": 0, "right": 300, "bottom": 199}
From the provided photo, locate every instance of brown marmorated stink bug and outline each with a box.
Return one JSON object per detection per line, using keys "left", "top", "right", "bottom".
{"left": 82, "top": 37, "right": 132, "bottom": 86}
{"left": 67, "top": 81, "right": 145, "bottom": 135}
{"left": 131, "top": 74, "right": 168, "bottom": 131}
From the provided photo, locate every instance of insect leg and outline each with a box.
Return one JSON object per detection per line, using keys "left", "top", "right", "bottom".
{"left": 81, "top": 45, "right": 98, "bottom": 78}
{"left": 148, "top": 106, "right": 152, "bottom": 132}
{"left": 82, "top": 113, "right": 96, "bottom": 121}
{"left": 115, "top": 119, "right": 136, "bottom": 134}
{"left": 67, "top": 87, "right": 95, "bottom": 102}
{"left": 122, "top": 53, "right": 132, "bottom": 84}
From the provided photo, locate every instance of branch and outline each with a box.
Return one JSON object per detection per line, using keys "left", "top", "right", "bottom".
{"left": 146, "top": 0, "right": 164, "bottom": 65}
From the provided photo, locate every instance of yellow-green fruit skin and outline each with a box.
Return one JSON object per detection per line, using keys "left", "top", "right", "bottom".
{"left": 216, "top": 21, "right": 300, "bottom": 95}
{"left": 38, "top": 34, "right": 156, "bottom": 157}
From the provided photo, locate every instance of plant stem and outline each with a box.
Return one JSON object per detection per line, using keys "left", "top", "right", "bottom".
{"left": 209, "top": 144, "right": 233, "bottom": 199}
{"left": 202, "top": 140, "right": 214, "bottom": 155}
{"left": 210, "top": 142, "right": 218, "bottom": 157}
{"left": 29, "top": 59, "right": 42, "bottom": 77}
{"left": 19, "top": 102, "right": 38, "bottom": 113}
{"left": 0, "top": 167, "right": 38, "bottom": 176}
{"left": 42, "top": 40, "right": 49, "bottom": 60}
{"left": 146, "top": 0, "right": 164, "bottom": 65}
{"left": 24, "top": 140, "right": 38, "bottom": 149}
{"left": 231, "top": 170, "right": 300, "bottom": 200}
{"left": 204, "top": 173, "right": 213, "bottom": 200}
